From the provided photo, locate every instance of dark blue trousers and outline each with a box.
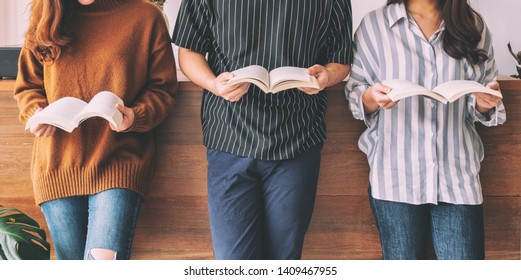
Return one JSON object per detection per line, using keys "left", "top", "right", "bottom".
{"left": 206, "top": 144, "right": 323, "bottom": 260}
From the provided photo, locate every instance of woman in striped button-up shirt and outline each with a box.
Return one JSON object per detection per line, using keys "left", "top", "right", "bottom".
{"left": 346, "top": 0, "right": 505, "bottom": 259}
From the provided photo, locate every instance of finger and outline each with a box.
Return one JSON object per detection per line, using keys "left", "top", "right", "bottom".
{"left": 240, "top": 82, "right": 250, "bottom": 93}
{"left": 374, "top": 92, "right": 393, "bottom": 103}
{"left": 306, "top": 64, "right": 322, "bottom": 76}
{"left": 45, "top": 126, "right": 56, "bottom": 137}
{"left": 297, "top": 87, "right": 320, "bottom": 94}
{"left": 231, "top": 82, "right": 249, "bottom": 91}
{"left": 39, "top": 125, "right": 49, "bottom": 136}
{"left": 374, "top": 83, "right": 393, "bottom": 94}
{"left": 30, "top": 124, "right": 40, "bottom": 134}
{"left": 476, "top": 93, "right": 496, "bottom": 105}
{"left": 384, "top": 104, "right": 394, "bottom": 110}
{"left": 382, "top": 100, "right": 398, "bottom": 109}
{"left": 222, "top": 72, "right": 235, "bottom": 80}
{"left": 114, "top": 122, "right": 127, "bottom": 132}
{"left": 223, "top": 86, "right": 248, "bottom": 101}
{"left": 486, "top": 81, "right": 500, "bottom": 91}
{"left": 34, "top": 125, "right": 50, "bottom": 137}
{"left": 30, "top": 124, "right": 45, "bottom": 136}
{"left": 40, "top": 125, "right": 50, "bottom": 137}
{"left": 33, "top": 128, "right": 42, "bottom": 137}
{"left": 217, "top": 72, "right": 235, "bottom": 84}
{"left": 218, "top": 82, "right": 246, "bottom": 98}
{"left": 115, "top": 103, "right": 130, "bottom": 115}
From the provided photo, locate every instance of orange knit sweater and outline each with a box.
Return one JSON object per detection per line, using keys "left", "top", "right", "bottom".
{"left": 14, "top": 0, "right": 177, "bottom": 205}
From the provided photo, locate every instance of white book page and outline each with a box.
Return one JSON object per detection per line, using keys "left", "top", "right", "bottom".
{"left": 383, "top": 79, "right": 447, "bottom": 103}
{"left": 269, "top": 66, "right": 318, "bottom": 93}
{"left": 76, "top": 91, "right": 124, "bottom": 128}
{"left": 433, "top": 80, "right": 502, "bottom": 103}
{"left": 25, "top": 97, "right": 87, "bottom": 132}
{"left": 228, "top": 65, "right": 270, "bottom": 92}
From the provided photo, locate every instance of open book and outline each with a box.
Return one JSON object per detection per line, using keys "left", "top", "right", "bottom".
{"left": 25, "top": 91, "right": 124, "bottom": 133}
{"left": 227, "top": 65, "right": 319, "bottom": 93}
{"left": 382, "top": 79, "right": 502, "bottom": 104}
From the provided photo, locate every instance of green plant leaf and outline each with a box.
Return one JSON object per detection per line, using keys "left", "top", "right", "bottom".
{"left": 0, "top": 205, "right": 50, "bottom": 260}
{"left": 508, "top": 42, "right": 521, "bottom": 64}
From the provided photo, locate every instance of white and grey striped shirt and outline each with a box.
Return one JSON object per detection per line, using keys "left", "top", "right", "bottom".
{"left": 345, "top": 3, "right": 506, "bottom": 205}
{"left": 172, "top": 0, "right": 353, "bottom": 160}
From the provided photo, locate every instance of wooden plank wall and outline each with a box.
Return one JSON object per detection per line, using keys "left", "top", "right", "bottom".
{"left": 0, "top": 80, "right": 519, "bottom": 260}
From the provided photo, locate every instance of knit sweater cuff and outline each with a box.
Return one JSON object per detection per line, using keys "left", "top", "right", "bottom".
{"left": 21, "top": 101, "right": 49, "bottom": 124}
{"left": 128, "top": 106, "right": 147, "bottom": 132}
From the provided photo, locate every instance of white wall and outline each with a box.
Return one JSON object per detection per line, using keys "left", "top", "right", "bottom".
{"left": 1, "top": 0, "right": 520, "bottom": 76}
{"left": 470, "top": 0, "right": 521, "bottom": 76}
{"left": 0, "top": 0, "right": 31, "bottom": 46}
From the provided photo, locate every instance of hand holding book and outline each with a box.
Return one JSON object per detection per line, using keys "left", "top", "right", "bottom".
{"left": 213, "top": 72, "right": 250, "bottom": 102}
{"left": 227, "top": 65, "right": 319, "bottom": 94}
{"left": 25, "top": 91, "right": 124, "bottom": 133}
{"left": 381, "top": 79, "right": 502, "bottom": 104}
{"left": 474, "top": 81, "right": 503, "bottom": 113}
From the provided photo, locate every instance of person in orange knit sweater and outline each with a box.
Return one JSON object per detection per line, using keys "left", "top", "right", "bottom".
{"left": 14, "top": 0, "right": 177, "bottom": 260}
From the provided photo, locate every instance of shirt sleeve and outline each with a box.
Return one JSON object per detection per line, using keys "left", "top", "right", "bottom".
{"left": 466, "top": 22, "right": 506, "bottom": 127}
{"left": 325, "top": 0, "right": 353, "bottom": 64}
{"left": 345, "top": 15, "right": 381, "bottom": 127}
{"left": 171, "top": 0, "right": 212, "bottom": 53}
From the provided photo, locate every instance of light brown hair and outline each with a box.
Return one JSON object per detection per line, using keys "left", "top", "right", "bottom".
{"left": 27, "top": 0, "right": 75, "bottom": 61}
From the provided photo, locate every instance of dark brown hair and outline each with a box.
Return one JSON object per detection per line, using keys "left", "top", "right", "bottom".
{"left": 387, "top": 0, "right": 487, "bottom": 64}
{"left": 26, "top": 0, "right": 76, "bottom": 61}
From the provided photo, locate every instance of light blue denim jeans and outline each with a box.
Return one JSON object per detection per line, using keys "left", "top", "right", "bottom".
{"left": 40, "top": 188, "right": 143, "bottom": 260}
{"left": 368, "top": 187, "right": 485, "bottom": 260}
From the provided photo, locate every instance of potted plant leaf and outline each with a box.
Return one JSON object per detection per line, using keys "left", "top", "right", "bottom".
{"left": 151, "top": 0, "right": 166, "bottom": 8}
{"left": 507, "top": 42, "right": 521, "bottom": 78}
{"left": 0, "top": 205, "right": 50, "bottom": 260}
{"left": 150, "top": 0, "right": 169, "bottom": 30}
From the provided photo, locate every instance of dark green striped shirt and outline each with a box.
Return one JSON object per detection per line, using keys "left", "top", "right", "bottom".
{"left": 173, "top": 0, "right": 353, "bottom": 160}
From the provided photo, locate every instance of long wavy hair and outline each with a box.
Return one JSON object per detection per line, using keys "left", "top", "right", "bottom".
{"left": 26, "top": 0, "right": 76, "bottom": 62}
{"left": 387, "top": 0, "right": 487, "bottom": 65}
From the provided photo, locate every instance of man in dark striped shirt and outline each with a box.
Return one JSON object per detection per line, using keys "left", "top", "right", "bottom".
{"left": 173, "top": 0, "right": 352, "bottom": 259}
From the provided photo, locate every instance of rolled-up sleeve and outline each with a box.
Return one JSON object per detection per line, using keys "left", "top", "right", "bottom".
{"left": 466, "top": 23, "right": 506, "bottom": 127}
{"left": 345, "top": 19, "right": 380, "bottom": 127}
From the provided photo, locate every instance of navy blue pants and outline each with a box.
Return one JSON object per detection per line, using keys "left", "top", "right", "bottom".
{"left": 206, "top": 144, "right": 323, "bottom": 260}
{"left": 369, "top": 187, "right": 485, "bottom": 260}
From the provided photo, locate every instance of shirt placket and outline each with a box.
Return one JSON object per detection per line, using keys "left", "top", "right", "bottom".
{"left": 411, "top": 18, "right": 442, "bottom": 203}
{"left": 424, "top": 39, "right": 439, "bottom": 203}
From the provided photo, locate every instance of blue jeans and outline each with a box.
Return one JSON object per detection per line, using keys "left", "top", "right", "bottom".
{"left": 40, "top": 188, "right": 143, "bottom": 260}
{"left": 206, "top": 144, "right": 323, "bottom": 260}
{"left": 369, "top": 188, "right": 485, "bottom": 260}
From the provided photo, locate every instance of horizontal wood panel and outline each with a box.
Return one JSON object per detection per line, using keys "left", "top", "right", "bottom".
{"left": 3, "top": 195, "right": 518, "bottom": 260}
{"left": 1, "top": 79, "right": 520, "bottom": 260}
